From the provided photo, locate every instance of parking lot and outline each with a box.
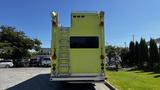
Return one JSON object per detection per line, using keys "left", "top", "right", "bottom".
{"left": 0, "top": 68, "right": 109, "bottom": 90}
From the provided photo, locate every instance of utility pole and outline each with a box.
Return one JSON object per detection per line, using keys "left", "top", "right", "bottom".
{"left": 124, "top": 42, "right": 126, "bottom": 48}
{"left": 133, "top": 34, "right": 135, "bottom": 42}
{"left": 106, "top": 42, "right": 108, "bottom": 45}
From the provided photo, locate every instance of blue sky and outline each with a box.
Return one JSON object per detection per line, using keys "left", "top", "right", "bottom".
{"left": 1, "top": 0, "right": 160, "bottom": 48}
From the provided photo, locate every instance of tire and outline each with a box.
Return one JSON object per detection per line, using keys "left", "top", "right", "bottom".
{"left": 5, "top": 65, "right": 10, "bottom": 68}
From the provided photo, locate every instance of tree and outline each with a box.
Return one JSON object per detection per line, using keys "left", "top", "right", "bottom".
{"left": 105, "top": 45, "right": 116, "bottom": 60}
{"left": 135, "top": 41, "right": 139, "bottom": 66}
{"left": 149, "top": 38, "right": 159, "bottom": 70}
{"left": 120, "top": 48, "right": 129, "bottom": 67}
{"left": 129, "top": 41, "right": 135, "bottom": 66}
{"left": 0, "top": 25, "right": 41, "bottom": 65}
{"left": 159, "top": 45, "right": 160, "bottom": 65}
{"left": 105, "top": 45, "right": 124, "bottom": 60}
{"left": 139, "top": 38, "right": 148, "bottom": 69}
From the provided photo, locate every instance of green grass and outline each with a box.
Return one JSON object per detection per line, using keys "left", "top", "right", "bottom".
{"left": 106, "top": 69, "right": 160, "bottom": 90}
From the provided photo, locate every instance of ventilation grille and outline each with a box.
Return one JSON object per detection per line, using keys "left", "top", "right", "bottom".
{"left": 73, "top": 15, "right": 85, "bottom": 18}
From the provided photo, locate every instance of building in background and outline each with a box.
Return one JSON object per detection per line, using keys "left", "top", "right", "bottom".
{"left": 36, "top": 48, "right": 51, "bottom": 60}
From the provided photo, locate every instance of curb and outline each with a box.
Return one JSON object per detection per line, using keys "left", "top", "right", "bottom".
{"left": 104, "top": 80, "right": 118, "bottom": 90}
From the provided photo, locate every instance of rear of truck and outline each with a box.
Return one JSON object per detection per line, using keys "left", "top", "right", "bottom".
{"left": 50, "top": 11, "right": 106, "bottom": 83}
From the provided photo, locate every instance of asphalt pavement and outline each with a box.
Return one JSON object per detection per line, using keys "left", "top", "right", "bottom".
{"left": 0, "top": 68, "right": 110, "bottom": 90}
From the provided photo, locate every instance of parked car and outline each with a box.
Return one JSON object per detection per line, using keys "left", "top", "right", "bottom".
{"left": 15, "top": 59, "right": 29, "bottom": 67}
{"left": 41, "top": 58, "right": 51, "bottom": 67}
{"left": 106, "top": 55, "right": 122, "bottom": 71}
{"left": 0, "top": 60, "right": 14, "bottom": 68}
{"left": 29, "top": 58, "right": 39, "bottom": 67}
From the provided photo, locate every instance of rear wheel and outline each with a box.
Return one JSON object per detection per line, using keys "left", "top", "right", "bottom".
{"left": 5, "top": 65, "right": 10, "bottom": 68}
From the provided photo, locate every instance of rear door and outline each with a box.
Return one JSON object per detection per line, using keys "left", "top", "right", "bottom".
{"left": 70, "top": 36, "right": 101, "bottom": 74}
{"left": 69, "top": 12, "right": 104, "bottom": 75}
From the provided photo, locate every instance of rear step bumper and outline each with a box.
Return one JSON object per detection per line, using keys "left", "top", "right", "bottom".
{"left": 50, "top": 76, "right": 105, "bottom": 83}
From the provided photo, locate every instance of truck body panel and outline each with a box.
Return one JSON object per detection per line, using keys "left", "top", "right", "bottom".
{"left": 50, "top": 11, "right": 105, "bottom": 83}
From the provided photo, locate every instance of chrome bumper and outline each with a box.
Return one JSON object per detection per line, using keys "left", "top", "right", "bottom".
{"left": 50, "top": 74, "right": 105, "bottom": 83}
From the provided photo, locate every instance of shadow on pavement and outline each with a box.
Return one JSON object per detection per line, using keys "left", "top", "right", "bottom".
{"left": 6, "top": 74, "right": 96, "bottom": 90}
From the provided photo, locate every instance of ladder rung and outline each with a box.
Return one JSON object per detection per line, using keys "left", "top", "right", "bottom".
{"left": 59, "top": 52, "right": 69, "bottom": 53}
{"left": 59, "top": 58, "right": 69, "bottom": 60}
{"left": 59, "top": 50, "right": 69, "bottom": 51}
{"left": 59, "top": 47, "right": 69, "bottom": 50}
{"left": 59, "top": 53, "right": 69, "bottom": 55}
{"left": 59, "top": 44, "right": 69, "bottom": 46}
{"left": 60, "top": 50, "right": 69, "bottom": 51}
{"left": 59, "top": 64, "right": 69, "bottom": 67}
{"left": 59, "top": 54, "right": 69, "bottom": 56}
{"left": 60, "top": 30, "right": 69, "bottom": 31}
{"left": 59, "top": 60, "right": 69, "bottom": 62}
{"left": 59, "top": 43, "right": 69, "bottom": 45}
{"left": 60, "top": 62, "right": 69, "bottom": 64}
{"left": 60, "top": 32, "right": 69, "bottom": 33}
{"left": 59, "top": 45, "right": 69, "bottom": 48}
{"left": 60, "top": 37, "right": 69, "bottom": 38}
{"left": 59, "top": 53, "right": 69, "bottom": 54}
{"left": 59, "top": 61, "right": 69, "bottom": 63}
{"left": 59, "top": 62, "right": 69, "bottom": 64}
{"left": 59, "top": 48, "right": 69, "bottom": 49}
{"left": 59, "top": 41, "right": 69, "bottom": 43}
{"left": 58, "top": 73, "right": 70, "bottom": 76}
{"left": 59, "top": 50, "right": 69, "bottom": 52}
{"left": 59, "top": 52, "right": 69, "bottom": 54}
{"left": 59, "top": 56, "right": 69, "bottom": 58}
{"left": 59, "top": 34, "right": 69, "bottom": 36}
{"left": 59, "top": 57, "right": 69, "bottom": 58}
{"left": 59, "top": 55, "right": 69, "bottom": 56}
{"left": 60, "top": 35, "right": 69, "bottom": 36}
{"left": 59, "top": 39, "right": 68, "bottom": 41}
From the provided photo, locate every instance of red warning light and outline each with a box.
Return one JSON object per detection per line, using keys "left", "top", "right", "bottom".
{"left": 100, "top": 21, "right": 104, "bottom": 26}
{"left": 52, "top": 21, "right": 58, "bottom": 27}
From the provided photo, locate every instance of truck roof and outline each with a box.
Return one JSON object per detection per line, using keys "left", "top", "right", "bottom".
{"left": 71, "top": 11, "right": 99, "bottom": 14}
{"left": 71, "top": 11, "right": 99, "bottom": 16}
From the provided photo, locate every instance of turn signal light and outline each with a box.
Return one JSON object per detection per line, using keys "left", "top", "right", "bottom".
{"left": 53, "top": 67, "right": 56, "bottom": 71}
{"left": 101, "top": 67, "right": 104, "bottom": 70}
{"left": 101, "top": 63, "right": 104, "bottom": 66}
{"left": 100, "top": 55, "right": 105, "bottom": 59}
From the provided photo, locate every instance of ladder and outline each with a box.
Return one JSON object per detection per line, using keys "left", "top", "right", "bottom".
{"left": 58, "top": 27, "right": 70, "bottom": 76}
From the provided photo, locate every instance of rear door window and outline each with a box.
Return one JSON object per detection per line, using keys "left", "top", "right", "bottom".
{"left": 70, "top": 36, "right": 99, "bottom": 48}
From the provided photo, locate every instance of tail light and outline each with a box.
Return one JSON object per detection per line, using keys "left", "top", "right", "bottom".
{"left": 52, "top": 64, "right": 56, "bottom": 71}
